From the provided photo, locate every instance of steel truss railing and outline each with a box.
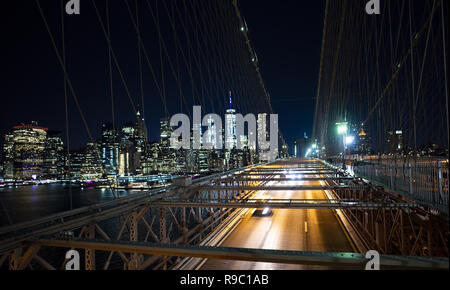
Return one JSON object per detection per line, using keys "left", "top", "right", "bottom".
{"left": 33, "top": 238, "right": 448, "bottom": 270}
{"left": 0, "top": 166, "right": 276, "bottom": 270}
{"left": 321, "top": 160, "right": 449, "bottom": 258}
{"left": 195, "top": 185, "right": 368, "bottom": 191}
{"left": 150, "top": 199, "right": 418, "bottom": 210}
{"left": 327, "top": 156, "right": 449, "bottom": 215}
{"left": 0, "top": 159, "right": 448, "bottom": 270}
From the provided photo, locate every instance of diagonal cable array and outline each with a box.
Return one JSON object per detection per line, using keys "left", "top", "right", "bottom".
{"left": 313, "top": 0, "right": 448, "bottom": 154}
{"left": 36, "top": 0, "right": 283, "bottom": 149}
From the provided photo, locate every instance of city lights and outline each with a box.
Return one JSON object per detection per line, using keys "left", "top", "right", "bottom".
{"left": 0, "top": 0, "right": 447, "bottom": 276}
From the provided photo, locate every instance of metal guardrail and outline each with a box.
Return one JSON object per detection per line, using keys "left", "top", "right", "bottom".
{"left": 0, "top": 164, "right": 269, "bottom": 254}
{"left": 36, "top": 238, "right": 449, "bottom": 270}
{"left": 327, "top": 156, "right": 449, "bottom": 215}
{"left": 150, "top": 199, "right": 419, "bottom": 210}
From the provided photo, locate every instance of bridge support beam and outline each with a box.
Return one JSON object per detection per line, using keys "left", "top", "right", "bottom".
{"left": 128, "top": 212, "right": 142, "bottom": 270}
{"left": 35, "top": 239, "right": 449, "bottom": 270}
{"left": 84, "top": 224, "right": 95, "bottom": 270}
{"left": 159, "top": 208, "right": 167, "bottom": 270}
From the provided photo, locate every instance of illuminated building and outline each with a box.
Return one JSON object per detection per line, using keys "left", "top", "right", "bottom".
{"left": 185, "top": 147, "right": 197, "bottom": 174}
{"left": 198, "top": 149, "right": 209, "bottom": 173}
{"left": 204, "top": 115, "right": 219, "bottom": 148}
{"left": 134, "top": 111, "right": 149, "bottom": 174}
{"left": 240, "top": 135, "right": 248, "bottom": 149}
{"left": 2, "top": 133, "right": 14, "bottom": 179}
{"left": 141, "top": 142, "right": 155, "bottom": 175}
{"left": 43, "top": 131, "right": 64, "bottom": 180}
{"left": 101, "top": 123, "right": 119, "bottom": 177}
{"left": 160, "top": 118, "right": 172, "bottom": 149}
{"left": 257, "top": 113, "right": 269, "bottom": 160}
{"left": 120, "top": 123, "right": 137, "bottom": 175}
{"left": 65, "top": 149, "right": 84, "bottom": 181}
{"left": 358, "top": 126, "right": 371, "bottom": 155}
{"left": 146, "top": 142, "right": 160, "bottom": 174}
{"left": 119, "top": 111, "right": 149, "bottom": 175}
{"left": 158, "top": 118, "right": 176, "bottom": 173}
{"left": 118, "top": 141, "right": 139, "bottom": 176}
{"left": 280, "top": 143, "right": 289, "bottom": 158}
{"left": 10, "top": 122, "right": 47, "bottom": 180}
{"left": 225, "top": 91, "right": 237, "bottom": 150}
{"left": 293, "top": 133, "right": 309, "bottom": 158}
{"left": 134, "top": 110, "right": 148, "bottom": 150}
{"left": 223, "top": 91, "right": 238, "bottom": 170}
{"left": 121, "top": 122, "right": 135, "bottom": 143}
{"left": 81, "top": 142, "right": 103, "bottom": 180}
{"left": 208, "top": 150, "right": 225, "bottom": 173}
{"left": 386, "top": 130, "right": 404, "bottom": 153}
{"left": 174, "top": 149, "right": 186, "bottom": 174}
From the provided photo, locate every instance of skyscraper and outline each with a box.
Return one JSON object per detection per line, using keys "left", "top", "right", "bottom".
{"left": 101, "top": 123, "right": 119, "bottom": 177}
{"left": 134, "top": 110, "right": 148, "bottom": 155}
{"left": 257, "top": 113, "right": 268, "bottom": 160}
{"left": 386, "top": 130, "right": 404, "bottom": 153}
{"left": 358, "top": 125, "right": 371, "bottom": 155}
{"left": 225, "top": 91, "right": 237, "bottom": 150}
{"left": 81, "top": 142, "right": 103, "bottom": 180}
{"left": 8, "top": 122, "right": 47, "bottom": 180}
{"left": 43, "top": 131, "right": 64, "bottom": 180}
{"left": 118, "top": 111, "right": 149, "bottom": 175}
{"left": 197, "top": 149, "right": 209, "bottom": 173}
{"left": 293, "top": 135, "right": 309, "bottom": 158}
{"left": 204, "top": 115, "right": 219, "bottom": 148}
{"left": 121, "top": 122, "right": 135, "bottom": 143}
{"left": 65, "top": 149, "right": 84, "bottom": 181}
{"left": 2, "top": 133, "right": 14, "bottom": 180}
{"left": 158, "top": 118, "right": 176, "bottom": 173}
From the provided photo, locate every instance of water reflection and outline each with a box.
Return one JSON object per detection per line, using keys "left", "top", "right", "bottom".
{"left": 0, "top": 184, "right": 132, "bottom": 227}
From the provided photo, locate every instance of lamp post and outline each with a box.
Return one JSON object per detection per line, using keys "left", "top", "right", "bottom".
{"left": 336, "top": 122, "right": 348, "bottom": 169}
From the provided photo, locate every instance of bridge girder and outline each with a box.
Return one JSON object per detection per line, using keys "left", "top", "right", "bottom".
{"left": 0, "top": 159, "right": 448, "bottom": 270}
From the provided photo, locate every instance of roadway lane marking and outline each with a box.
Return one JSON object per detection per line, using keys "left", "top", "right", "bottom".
{"left": 304, "top": 221, "right": 308, "bottom": 233}
{"left": 319, "top": 178, "right": 359, "bottom": 253}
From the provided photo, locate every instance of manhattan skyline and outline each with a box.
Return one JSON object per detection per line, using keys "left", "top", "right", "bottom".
{"left": 0, "top": 0, "right": 324, "bottom": 152}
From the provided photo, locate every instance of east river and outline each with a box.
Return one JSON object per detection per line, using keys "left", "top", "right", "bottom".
{"left": 0, "top": 184, "right": 135, "bottom": 227}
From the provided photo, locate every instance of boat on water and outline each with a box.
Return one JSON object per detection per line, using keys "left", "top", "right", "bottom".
{"left": 117, "top": 182, "right": 149, "bottom": 190}
{"left": 129, "top": 182, "right": 147, "bottom": 189}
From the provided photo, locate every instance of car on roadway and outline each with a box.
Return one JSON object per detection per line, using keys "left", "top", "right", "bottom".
{"left": 253, "top": 198, "right": 273, "bottom": 217}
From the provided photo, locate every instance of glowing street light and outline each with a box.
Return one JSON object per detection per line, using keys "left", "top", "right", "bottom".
{"left": 336, "top": 122, "right": 348, "bottom": 135}
{"left": 336, "top": 122, "right": 349, "bottom": 170}
{"left": 305, "top": 148, "right": 312, "bottom": 157}
{"left": 345, "top": 136, "right": 355, "bottom": 145}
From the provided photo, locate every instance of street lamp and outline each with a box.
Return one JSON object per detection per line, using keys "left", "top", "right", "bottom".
{"left": 345, "top": 136, "right": 355, "bottom": 146}
{"left": 336, "top": 122, "right": 348, "bottom": 169}
{"left": 337, "top": 123, "right": 348, "bottom": 135}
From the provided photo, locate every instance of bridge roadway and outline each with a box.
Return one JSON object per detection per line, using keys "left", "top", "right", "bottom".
{"left": 200, "top": 160, "right": 357, "bottom": 270}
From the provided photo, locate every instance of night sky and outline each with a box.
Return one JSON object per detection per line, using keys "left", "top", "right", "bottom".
{"left": 0, "top": 0, "right": 324, "bottom": 153}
